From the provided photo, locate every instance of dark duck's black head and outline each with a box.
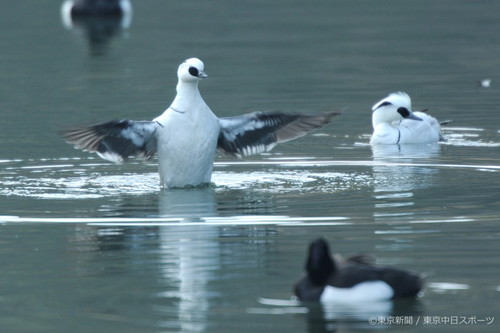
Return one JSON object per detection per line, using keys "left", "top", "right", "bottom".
{"left": 306, "top": 238, "right": 336, "bottom": 286}
{"left": 294, "top": 238, "right": 336, "bottom": 301}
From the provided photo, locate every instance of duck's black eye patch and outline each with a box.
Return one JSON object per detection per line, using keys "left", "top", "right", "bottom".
{"left": 189, "top": 67, "right": 199, "bottom": 77}
{"left": 397, "top": 107, "right": 411, "bottom": 118}
{"left": 374, "top": 101, "right": 392, "bottom": 110}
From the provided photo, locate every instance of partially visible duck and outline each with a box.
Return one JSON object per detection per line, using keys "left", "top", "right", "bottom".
{"left": 370, "top": 92, "right": 446, "bottom": 144}
{"left": 294, "top": 238, "right": 424, "bottom": 303}
{"left": 61, "top": 0, "right": 133, "bottom": 29}
{"left": 62, "top": 0, "right": 132, "bottom": 17}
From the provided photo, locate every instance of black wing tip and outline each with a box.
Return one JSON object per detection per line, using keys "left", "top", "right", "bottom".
{"left": 288, "top": 110, "right": 340, "bottom": 123}
{"left": 317, "top": 110, "right": 341, "bottom": 123}
{"left": 58, "top": 119, "right": 124, "bottom": 137}
{"left": 58, "top": 124, "right": 101, "bottom": 151}
{"left": 58, "top": 119, "right": 155, "bottom": 164}
{"left": 292, "top": 110, "right": 341, "bottom": 128}
{"left": 325, "top": 110, "right": 342, "bottom": 118}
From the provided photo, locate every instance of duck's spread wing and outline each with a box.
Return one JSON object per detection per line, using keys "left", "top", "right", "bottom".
{"left": 217, "top": 111, "right": 338, "bottom": 157}
{"left": 60, "top": 120, "right": 158, "bottom": 163}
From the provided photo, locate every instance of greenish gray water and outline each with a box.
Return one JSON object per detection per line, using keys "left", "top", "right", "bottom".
{"left": 0, "top": 1, "right": 499, "bottom": 332}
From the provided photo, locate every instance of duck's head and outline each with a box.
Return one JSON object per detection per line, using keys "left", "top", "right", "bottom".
{"left": 371, "top": 92, "right": 422, "bottom": 128}
{"left": 177, "top": 58, "right": 208, "bottom": 83}
{"left": 306, "top": 238, "right": 336, "bottom": 285}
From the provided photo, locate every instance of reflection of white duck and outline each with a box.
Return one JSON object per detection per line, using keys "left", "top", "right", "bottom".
{"left": 158, "top": 224, "right": 219, "bottom": 333}
{"left": 370, "top": 92, "right": 446, "bottom": 145}
{"left": 371, "top": 144, "right": 441, "bottom": 193}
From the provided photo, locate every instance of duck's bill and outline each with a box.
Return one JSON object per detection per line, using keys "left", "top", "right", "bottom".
{"left": 407, "top": 113, "right": 423, "bottom": 121}
{"left": 198, "top": 70, "right": 208, "bottom": 79}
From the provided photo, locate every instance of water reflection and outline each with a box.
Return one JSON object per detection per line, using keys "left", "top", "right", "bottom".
{"left": 305, "top": 299, "right": 423, "bottom": 332}
{"left": 158, "top": 188, "right": 217, "bottom": 220}
{"left": 89, "top": 188, "right": 277, "bottom": 332}
{"left": 371, "top": 144, "right": 441, "bottom": 222}
{"left": 60, "top": 0, "right": 133, "bottom": 56}
{"left": 1, "top": 0, "right": 499, "bottom": 331}
{"left": 96, "top": 189, "right": 219, "bottom": 332}
{"left": 156, "top": 224, "right": 219, "bottom": 332}
{"left": 371, "top": 144, "right": 441, "bottom": 161}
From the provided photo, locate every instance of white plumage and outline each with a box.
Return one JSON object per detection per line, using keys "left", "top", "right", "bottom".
{"left": 320, "top": 281, "right": 394, "bottom": 303}
{"left": 370, "top": 92, "right": 445, "bottom": 144}
{"left": 61, "top": 58, "right": 337, "bottom": 188}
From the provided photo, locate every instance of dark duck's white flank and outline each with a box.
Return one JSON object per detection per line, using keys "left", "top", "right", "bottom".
{"left": 294, "top": 238, "right": 424, "bottom": 302}
{"left": 60, "top": 58, "right": 338, "bottom": 189}
{"left": 370, "top": 92, "right": 447, "bottom": 145}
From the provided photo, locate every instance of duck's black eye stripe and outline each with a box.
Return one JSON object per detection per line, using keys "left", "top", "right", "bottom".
{"left": 397, "top": 107, "right": 411, "bottom": 118}
{"left": 374, "top": 101, "right": 392, "bottom": 110}
{"left": 189, "top": 67, "right": 199, "bottom": 77}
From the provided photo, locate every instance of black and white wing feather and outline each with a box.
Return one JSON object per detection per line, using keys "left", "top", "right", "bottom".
{"left": 217, "top": 111, "right": 338, "bottom": 157}
{"left": 60, "top": 120, "right": 158, "bottom": 163}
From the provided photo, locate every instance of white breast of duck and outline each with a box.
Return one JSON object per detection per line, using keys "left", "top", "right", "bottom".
{"left": 153, "top": 59, "right": 220, "bottom": 188}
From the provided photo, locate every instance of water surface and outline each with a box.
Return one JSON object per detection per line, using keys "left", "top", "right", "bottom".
{"left": 0, "top": 1, "right": 499, "bottom": 332}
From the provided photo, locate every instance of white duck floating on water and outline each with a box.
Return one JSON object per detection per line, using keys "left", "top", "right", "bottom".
{"left": 370, "top": 92, "right": 448, "bottom": 145}
{"left": 61, "top": 58, "right": 338, "bottom": 189}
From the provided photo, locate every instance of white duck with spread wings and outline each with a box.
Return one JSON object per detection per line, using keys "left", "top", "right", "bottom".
{"left": 61, "top": 58, "right": 338, "bottom": 188}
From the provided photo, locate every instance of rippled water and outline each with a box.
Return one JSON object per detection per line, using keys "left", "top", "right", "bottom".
{"left": 1, "top": 1, "right": 500, "bottom": 332}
